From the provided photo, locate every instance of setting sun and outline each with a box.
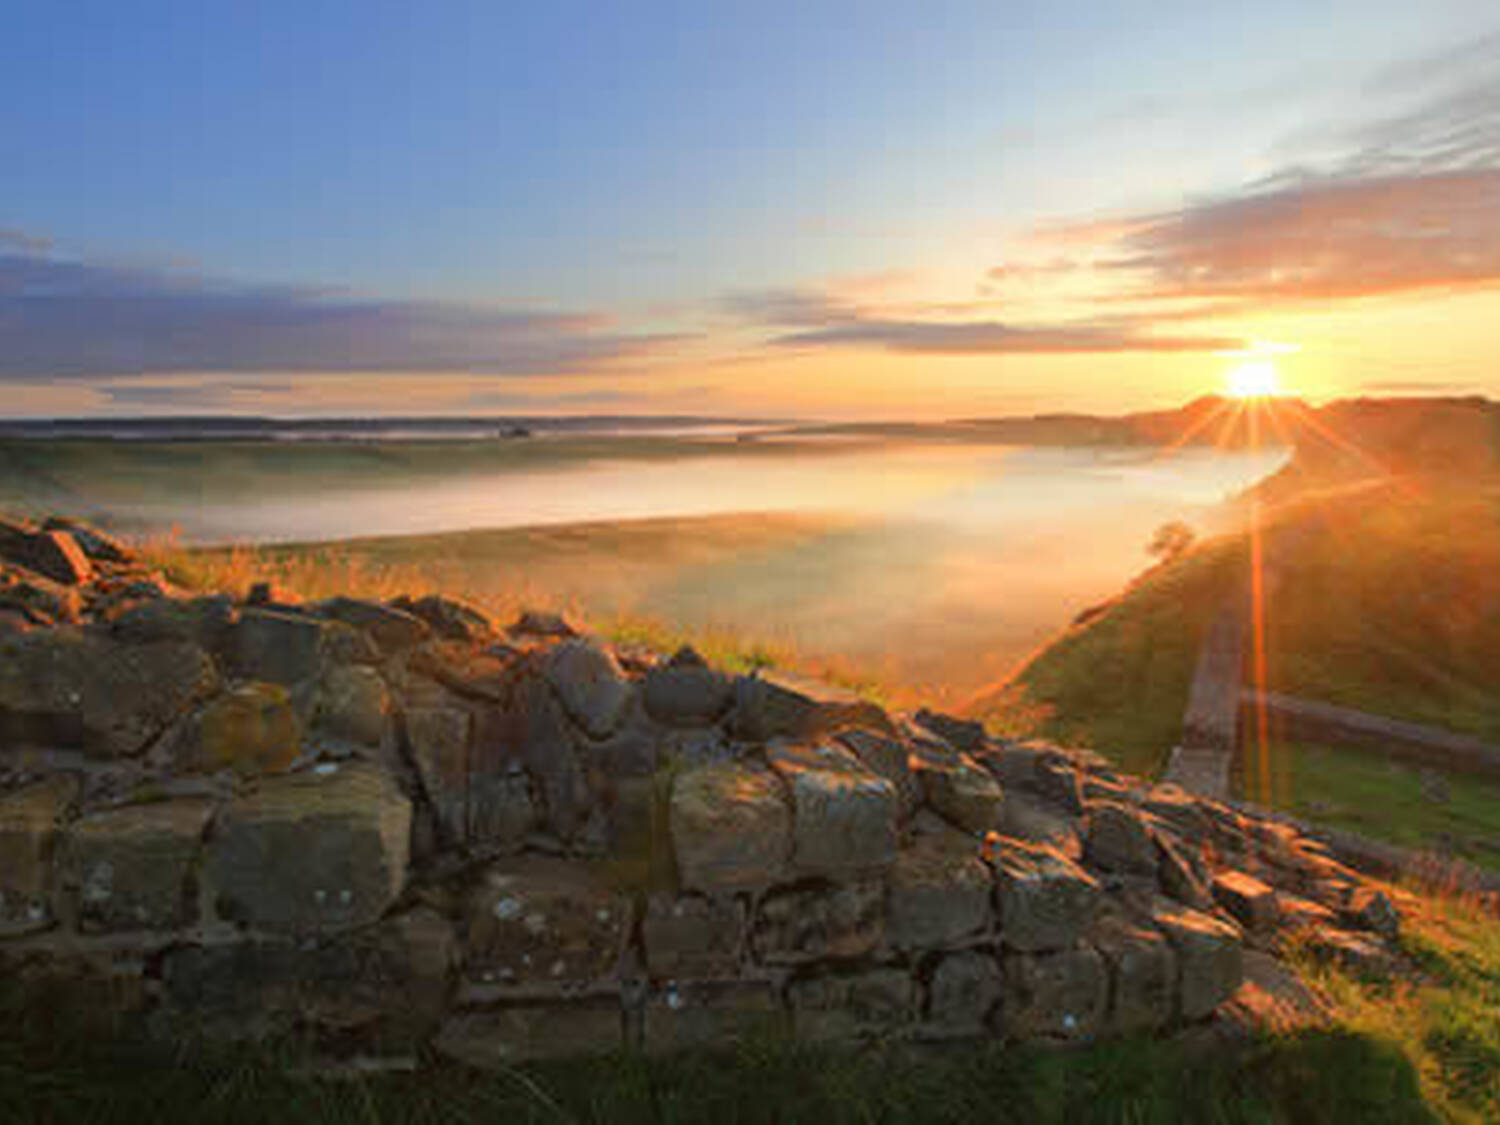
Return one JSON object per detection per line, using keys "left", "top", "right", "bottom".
{"left": 1225, "top": 360, "right": 1282, "bottom": 399}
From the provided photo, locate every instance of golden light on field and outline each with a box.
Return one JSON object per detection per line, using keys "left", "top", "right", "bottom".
{"left": 1225, "top": 359, "right": 1282, "bottom": 399}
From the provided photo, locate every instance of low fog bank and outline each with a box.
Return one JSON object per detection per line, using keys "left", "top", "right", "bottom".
{"left": 4, "top": 437, "right": 1288, "bottom": 700}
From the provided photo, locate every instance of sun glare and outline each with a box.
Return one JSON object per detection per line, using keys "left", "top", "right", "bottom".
{"left": 1225, "top": 360, "right": 1281, "bottom": 399}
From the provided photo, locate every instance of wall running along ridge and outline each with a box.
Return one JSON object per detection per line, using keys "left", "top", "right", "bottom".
{"left": 0, "top": 516, "right": 1404, "bottom": 1067}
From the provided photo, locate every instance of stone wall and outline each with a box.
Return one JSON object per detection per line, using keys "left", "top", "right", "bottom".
{"left": 0, "top": 515, "right": 1404, "bottom": 1066}
{"left": 1245, "top": 689, "right": 1500, "bottom": 778}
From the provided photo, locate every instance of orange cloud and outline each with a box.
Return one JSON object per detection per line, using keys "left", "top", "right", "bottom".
{"left": 1104, "top": 168, "right": 1500, "bottom": 306}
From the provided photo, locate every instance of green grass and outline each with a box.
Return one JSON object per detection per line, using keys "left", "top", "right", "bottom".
{"left": 971, "top": 480, "right": 1500, "bottom": 779}
{"left": 1238, "top": 741, "right": 1500, "bottom": 873}
{"left": 969, "top": 537, "right": 1244, "bottom": 777}
{"left": 1291, "top": 887, "right": 1500, "bottom": 1124}
{"left": 1260, "top": 484, "right": 1500, "bottom": 744}
{"left": 0, "top": 997, "right": 1441, "bottom": 1125}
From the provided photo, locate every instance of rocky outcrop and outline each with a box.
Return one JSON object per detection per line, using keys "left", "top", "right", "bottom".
{"left": 0, "top": 512, "right": 1411, "bottom": 1068}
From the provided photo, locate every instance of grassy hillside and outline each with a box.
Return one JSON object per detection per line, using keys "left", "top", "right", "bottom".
{"left": 1247, "top": 741, "right": 1500, "bottom": 873}
{"left": 969, "top": 537, "right": 1244, "bottom": 777}
{"left": 972, "top": 478, "right": 1500, "bottom": 780}
{"left": 1259, "top": 484, "right": 1500, "bottom": 742}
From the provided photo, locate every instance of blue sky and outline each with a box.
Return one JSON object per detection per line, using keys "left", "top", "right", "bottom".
{"left": 4, "top": 2, "right": 1499, "bottom": 416}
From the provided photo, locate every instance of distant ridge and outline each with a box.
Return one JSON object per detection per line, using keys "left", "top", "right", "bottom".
{"left": 0, "top": 414, "right": 786, "bottom": 442}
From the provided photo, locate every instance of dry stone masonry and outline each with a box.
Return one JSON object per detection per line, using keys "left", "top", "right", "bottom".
{"left": 0, "top": 513, "right": 1405, "bottom": 1067}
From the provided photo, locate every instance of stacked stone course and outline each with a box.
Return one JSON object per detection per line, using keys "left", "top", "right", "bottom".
{"left": 0, "top": 515, "right": 1404, "bottom": 1066}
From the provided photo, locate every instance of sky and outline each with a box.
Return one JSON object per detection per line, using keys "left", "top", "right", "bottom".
{"left": 3, "top": 1, "right": 1499, "bottom": 419}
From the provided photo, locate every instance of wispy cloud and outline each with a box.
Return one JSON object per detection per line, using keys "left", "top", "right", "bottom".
{"left": 98, "top": 379, "right": 302, "bottom": 408}
{"left": 726, "top": 284, "right": 1240, "bottom": 355}
{"left": 1102, "top": 168, "right": 1500, "bottom": 305}
{"left": 0, "top": 228, "right": 53, "bottom": 255}
{"left": 0, "top": 238, "right": 686, "bottom": 380}
{"left": 1003, "top": 33, "right": 1500, "bottom": 321}
{"left": 771, "top": 319, "right": 1241, "bottom": 355}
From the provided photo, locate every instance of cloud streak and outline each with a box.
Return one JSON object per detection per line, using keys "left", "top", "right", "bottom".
{"left": 1104, "top": 167, "right": 1500, "bottom": 305}
{"left": 1019, "top": 41, "right": 1500, "bottom": 315}
{"left": 0, "top": 242, "right": 684, "bottom": 380}
{"left": 771, "top": 319, "right": 1241, "bottom": 355}
{"left": 727, "top": 285, "right": 1240, "bottom": 356}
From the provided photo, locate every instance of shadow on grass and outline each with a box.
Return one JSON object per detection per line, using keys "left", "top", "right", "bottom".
{"left": 0, "top": 982, "right": 1439, "bottom": 1125}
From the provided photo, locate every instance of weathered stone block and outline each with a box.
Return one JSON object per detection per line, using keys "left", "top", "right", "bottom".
{"left": 643, "top": 979, "right": 781, "bottom": 1055}
{"left": 1034, "top": 756, "right": 1087, "bottom": 816}
{"left": 1276, "top": 893, "right": 1338, "bottom": 932}
{"left": 587, "top": 703, "right": 662, "bottom": 779}
{"left": 175, "top": 683, "right": 302, "bottom": 776}
{"left": 752, "top": 879, "right": 883, "bottom": 964}
{"left": 40, "top": 516, "right": 131, "bottom": 564}
{"left": 1156, "top": 833, "right": 1214, "bottom": 909}
{"left": 392, "top": 594, "right": 493, "bottom": 643}
{"left": 926, "top": 951, "right": 1002, "bottom": 1037}
{"left": 203, "top": 762, "right": 410, "bottom": 934}
{"left": 0, "top": 629, "right": 217, "bottom": 757}
{"left": 1001, "top": 947, "right": 1107, "bottom": 1040}
{"left": 976, "top": 740, "right": 1049, "bottom": 790}
{"left": 768, "top": 741, "right": 897, "bottom": 878}
{"left": 543, "top": 638, "right": 631, "bottom": 738}
{"left": 659, "top": 726, "right": 733, "bottom": 769}
{"left": 641, "top": 893, "right": 743, "bottom": 979}
{"left": 511, "top": 609, "right": 576, "bottom": 638}
{"left": 788, "top": 968, "right": 913, "bottom": 1042}
{"left": 1213, "top": 870, "right": 1280, "bottom": 934}
{"left": 837, "top": 729, "right": 920, "bottom": 819}
{"left": 1142, "top": 784, "right": 1209, "bottom": 839}
{"left": 319, "top": 619, "right": 383, "bottom": 666}
{"left": 886, "top": 822, "right": 992, "bottom": 951}
{"left": 110, "top": 595, "right": 235, "bottom": 650}
{"left": 512, "top": 675, "right": 592, "bottom": 839}
{"left": 913, "top": 747, "right": 1004, "bottom": 834}
{"left": 468, "top": 768, "right": 537, "bottom": 854}
{"left": 0, "top": 528, "right": 92, "bottom": 586}
{"left": 162, "top": 906, "right": 455, "bottom": 1043}
{"left": 0, "top": 574, "right": 80, "bottom": 626}
{"left": 998, "top": 789, "right": 1082, "bottom": 857}
{"left": 911, "top": 709, "right": 987, "bottom": 753}
{"left": 59, "top": 798, "right": 214, "bottom": 932}
{"left": 232, "top": 609, "right": 327, "bottom": 685}
{"left": 315, "top": 664, "right": 392, "bottom": 748}
{"left": 1090, "top": 915, "right": 1176, "bottom": 1034}
{"left": 1085, "top": 801, "right": 1158, "bottom": 876}
{"left": 0, "top": 775, "right": 77, "bottom": 934}
{"left": 1304, "top": 926, "right": 1397, "bottom": 977}
{"left": 670, "top": 761, "right": 791, "bottom": 893}
{"left": 465, "top": 856, "right": 628, "bottom": 987}
{"left": 315, "top": 596, "right": 430, "bottom": 654}
{"left": 643, "top": 647, "right": 732, "bottom": 728}
{"left": 993, "top": 839, "right": 1102, "bottom": 952}
{"left": 1345, "top": 887, "right": 1399, "bottom": 940}
{"left": 1151, "top": 900, "right": 1244, "bottom": 1020}
{"left": 730, "top": 672, "right": 893, "bottom": 742}
{"left": 403, "top": 701, "right": 473, "bottom": 841}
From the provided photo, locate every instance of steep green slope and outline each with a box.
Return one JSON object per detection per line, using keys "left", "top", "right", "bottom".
{"left": 973, "top": 479, "right": 1500, "bottom": 778}
{"left": 969, "top": 536, "right": 1242, "bottom": 777}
